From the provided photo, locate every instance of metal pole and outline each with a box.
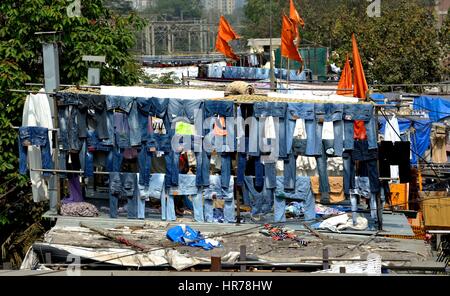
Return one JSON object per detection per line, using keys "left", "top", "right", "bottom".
{"left": 269, "top": 0, "right": 276, "bottom": 91}
{"left": 42, "top": 42, "right": 60, "bottom": 214}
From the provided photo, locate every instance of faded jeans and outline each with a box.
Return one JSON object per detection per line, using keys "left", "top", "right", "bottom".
{"left": 343, "top": 104, "right": 377, "bottom": 150}
{"left": 169, "top": 174, "right": 204, "bottom": 222}
{"left": 203, "top": 175, "right": 235, "bottom": 223}
{"left": 274, "top": 176, "right": 316, "bottom": 222}
{"left": 286, "top": 103, "right": 316, "bottom": 156}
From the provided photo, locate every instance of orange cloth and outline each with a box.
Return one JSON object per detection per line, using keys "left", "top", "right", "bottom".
{"left": 281, "top": 15, "right": 303, "bottom": 63}
{"left": 337, "top": 55, "right": 353, "bottom": 96}
{"left": 310, "top": 176, "right": 345, "bottom": 203}
{"left": 353, "top": 120, "right": 368, "bottom": 140}
{"left": 289, "top": 0, "right": 304, "bottom": 45}
{"left": 352, "top": 34, "right": 368, "bottom": 100}
{"left": 213, "top": 116, "right": 227, "bottom": 136}
{"left": 215, "top": 36, "right": 239, "bottom": 60}
{"left": 389, "top": 183, "right": 409, "bottom": 210}
{"left": 217, "top": 16, "right": 240, "bottom": 42}
{"left": 215, "top": 16, "right": 239, "bottom": 60}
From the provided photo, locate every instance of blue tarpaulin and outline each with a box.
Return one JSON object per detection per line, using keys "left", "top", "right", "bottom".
{"left": 413, "top": 96, "right": 450, "bottom": 122}
{"left": 166, "top": 225, "right": 221, "bottom": 250}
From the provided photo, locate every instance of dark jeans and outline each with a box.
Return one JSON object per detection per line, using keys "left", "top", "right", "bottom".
{"left": 78, "top": 94, "right": 108, "bottom": 139}
{"left": 56, "top": 93, "right": 82, "bottom": 152}
{"left": 18, "top": 127, "right": 53, "bottom": 176}
{"left": 109, "top": 172, "right": 138, "bottom": 219}
{"left": 84, "top": 130, "right": 112, "bottom": 177}
{"left": 315, "top": 139, "right": 336, "bottom": 201}
{"left": 352, "top": 140, "right": 380, "bottom": 194}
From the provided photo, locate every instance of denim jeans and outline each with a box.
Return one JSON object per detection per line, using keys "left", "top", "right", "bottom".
{"left": 286, "top": 103, "right": 316, "bottom": 156}
{"left": 314, "top": 103, "right": 344, "bottom": 157}
{"left": 343, "top": 150, "right": 355, "bottom": 197}
{"left": 139, "top": 174, "right": 176, "bottom": 221}
{"left": 253, "top": 102, "right": 288, "bottom": 158}
{"left": 18, "top": 127, "right": 53, "bottom": 176}
{"left": 136, "top": 97, "right": 169, "bottom": 143}
{"left": 204, "top": 100, "right": 235, "bottom": 151}
{"left": 352, "top": 140, "right": 380, "bottom": 193}
{"left": 169, "top": 174, "right": 200, "bottom": 221}
{"left": 105, "top": 96, "right": 141, "bottom": 147}
{"left": 264, "top": 162, "right": 277, "bottom": 189}
{"left": 84, "top": 130, "right": 112, "bottom": 177}
{"left": 274, "top": 176, "right": 316, "bottom": 222}
{"left": 283, "top": 153, "right": 297, "bottom": 190}
{"left": 343, "top": 104, "right": 376, "bottom": 150}
{"left": 56, "top": 94, "right": 83, "bottom": 152}
{"left": 137, "top": 144, "right": 152, "bottom": 186}
{"left": 161, "top": 189, "right": 176, "bottom": 221}
{"left": 109, "top": 172, "right": 138, "bottom": 219}
{"left": 78, "top": 94, "right": 108, "bottom": 139}
{"left": 167, "top": 99, "right": 203, "bottom": 187}
{"left": 236, "top": 139, "right": 264, "bottom": 188}
{"left": 243, "top": 176, "right": 273, "bottom": 215}
{"left": 204, "top": 175, "right": 235, "bottom": 223}
{"left": 315, "top": 139, "right": 336, "bottom": 201}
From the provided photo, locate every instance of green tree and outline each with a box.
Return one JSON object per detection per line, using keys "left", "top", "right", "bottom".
{"left": 0, "top": 0, "right": 145, "bottom": 267}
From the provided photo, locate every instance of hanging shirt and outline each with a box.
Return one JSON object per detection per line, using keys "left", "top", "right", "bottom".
{"left": 175, "top": 122, "right": 195, "bottom": 135}
{"left": 384, "top": 115, "right": 401, "bottom": 142}
{"left": 384, "top": 115, "right": 401, "bottom": 179}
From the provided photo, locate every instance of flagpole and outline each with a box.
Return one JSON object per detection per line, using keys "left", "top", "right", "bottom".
{"left": 269, "top": 0, "right": 276, "bottom": 91}
{"left": 287, "top": 57, "right": 290, "bottom": 90}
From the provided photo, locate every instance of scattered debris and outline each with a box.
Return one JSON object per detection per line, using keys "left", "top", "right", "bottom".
{"left": 260, "top": 224, "right": 308, "bottom": 246}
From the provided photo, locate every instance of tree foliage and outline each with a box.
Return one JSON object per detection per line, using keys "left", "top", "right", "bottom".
{"left": 0, "top": 1, "right": 146, "bottom": 264}
{"left": 243, "top": 0, "right": 445, "bottom": 84}
{"left": 0, "top": 0, "right": 146, "bottom": 189}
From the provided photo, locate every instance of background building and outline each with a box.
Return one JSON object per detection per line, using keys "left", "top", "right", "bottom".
{"left": 202, "top": 0, "right": 237, "bottom": 15}
{"left": 133, "top": 0, "right": 155, "bottom": 11}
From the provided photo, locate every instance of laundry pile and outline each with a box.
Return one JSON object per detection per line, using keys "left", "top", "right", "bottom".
{"left": 260, "top": 224, "right": 308, "bottom": 246}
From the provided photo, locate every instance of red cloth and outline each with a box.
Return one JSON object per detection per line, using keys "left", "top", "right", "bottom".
{"left": 353, "top": 120, "right": 367, "bottom": 140}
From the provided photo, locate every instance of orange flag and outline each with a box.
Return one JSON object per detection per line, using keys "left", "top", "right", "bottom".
{"left": 215, "top": 16, "right": 239, "bottom": 60}
{"left": 218, "top": 16, "right": 240, "bottom": 42}
{"left": 289, "top": 0, "right": 304, "bottom": 46}
{"left": 290, "top": 0, "right": 304, "bottom": 28}
{"left": 215, "top": 36, "right": 239, "bottom": 60}
{"left": 352, "top": 33, "right": 368, "bottom": 100}
{"left": 337, "top": 54, "right": 353, "bottom": 96}
{"left": 281, "top": 15, "right": 303, "bottom": 63}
